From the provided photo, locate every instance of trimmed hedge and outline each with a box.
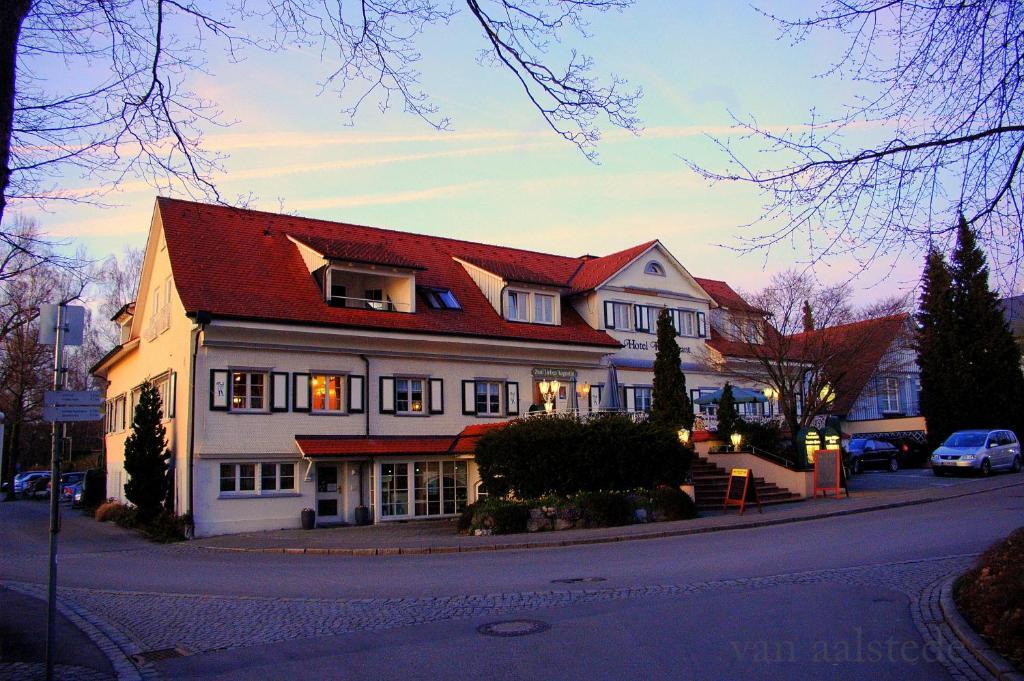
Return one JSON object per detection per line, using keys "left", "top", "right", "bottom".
{"left": 475, "top": 414, "right": 691, "bottom": 498}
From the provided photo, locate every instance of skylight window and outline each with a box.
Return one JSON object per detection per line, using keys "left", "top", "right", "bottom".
{"left": 421, "top": 287, "right": 462, "bottom": 310}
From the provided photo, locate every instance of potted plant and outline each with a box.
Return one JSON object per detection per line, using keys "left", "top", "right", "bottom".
{"left": 301, "top": 507, "right": 315, "bottom": 530}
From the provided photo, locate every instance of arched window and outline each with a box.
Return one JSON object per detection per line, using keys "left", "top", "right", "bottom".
{"left": 644, "top": 261, "right": 665, "bottom": 276}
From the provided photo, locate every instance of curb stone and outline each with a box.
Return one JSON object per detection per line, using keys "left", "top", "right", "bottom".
{"left": 939, "top": 577, "right": 1024, "bottom": 681}
{"left": 197, "top": 478, "right": 1024, "bottom": 557}
{"left": 2, "top": 582, "right": 145, "bottom": 681}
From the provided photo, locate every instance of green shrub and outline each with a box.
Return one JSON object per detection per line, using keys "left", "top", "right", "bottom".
{"left": 738, "top": 420, "right": 783, "bottom": 453}
{"left": 469, "top": 498, "right": 531, "bottom": 534}
{"left": 650, "top": 486, "right": 697, "bottom": 521}
{"left": 475, "top": 413, "right": 690, "bottom": 498}
{"left": 142, "top": 512, "right": 190, "bottom": 543}
{"left": 574, "top": 491, "right": 635, "bottom": 528}
{"left": 457, "top": 501, "right": 479, "bottom": 534}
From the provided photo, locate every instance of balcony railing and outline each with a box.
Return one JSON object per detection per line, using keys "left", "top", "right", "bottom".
{"left": 329, "top": 295, "right": 411, "bottom": 312}
{"left": 142, "top": 305, "right": 171, "bottom": 341}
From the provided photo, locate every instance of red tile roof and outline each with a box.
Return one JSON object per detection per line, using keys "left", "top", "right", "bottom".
{"left": 289, "top": 233, "right": 424, "bottom": 270}
{"left": 567, "top": 241, "right": 658, "bottom": 292}
{"left": 792, "top": 314, "right": 911, "bottom": 415}
{"left": 157, "top": 198, "right": 622, "bottom": 347}
{"left": 692, "top": 277, "right": 760, "bottom": 312}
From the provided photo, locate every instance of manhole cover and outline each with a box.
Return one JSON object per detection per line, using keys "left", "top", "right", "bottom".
{"left": 551, "top": 577, "right": 607, "bottom": 584}
{"left": 133, "top": 647, "right": 190, "bottom": 664}
{"left": 477, "top": 619, "right": 550, "bottom": 637}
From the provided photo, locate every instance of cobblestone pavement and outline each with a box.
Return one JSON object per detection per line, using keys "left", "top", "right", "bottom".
{"left": 2, "top": 552, "right": 995, "bottom": 681}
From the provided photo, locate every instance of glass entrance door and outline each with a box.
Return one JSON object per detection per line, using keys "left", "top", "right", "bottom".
{"left": 316, "top": 464, "right": 340, "bottom": 523}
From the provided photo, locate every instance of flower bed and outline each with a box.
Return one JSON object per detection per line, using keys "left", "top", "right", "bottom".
{"left": 458, "top": 487, "right": 698, "bottom": 536}
{"left": 954, "top": 527, "right": 1023, "bottom": 671}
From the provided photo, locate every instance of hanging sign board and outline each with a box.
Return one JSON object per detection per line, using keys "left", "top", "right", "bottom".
{"left": 531, "top": 368, "right": 577, "bottom": 380}
{"left": 796, "top": 427, "right": 823, "bottom": 465}
{"left": 813, "top": 449, "right": 849, "bottom": 498}
{"left": 723, "top": 468, "right": 762, "bottom": 516}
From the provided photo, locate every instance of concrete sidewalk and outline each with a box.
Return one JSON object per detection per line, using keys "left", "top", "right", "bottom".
{"left": 0, "top": 585, "right": 116, "bottom": 680}
{"left": 193, "top": 475, "right": 1024, "bottom": 556}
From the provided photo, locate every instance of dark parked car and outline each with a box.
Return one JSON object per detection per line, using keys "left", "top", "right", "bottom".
{"left": 60, "top": 472, "right": 87, "bottom": 502}
{"left": 847, "top": 438, "right": 901, "bottom": 473}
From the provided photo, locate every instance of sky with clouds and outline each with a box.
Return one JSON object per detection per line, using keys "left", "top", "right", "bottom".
{"left": 13, "top": 1, "right": 951, "bottom": 302}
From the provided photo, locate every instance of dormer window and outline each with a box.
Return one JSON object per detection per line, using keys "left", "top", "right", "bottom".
{"left": 644, "top": 261, "right": 665, "bottom": 276}
{"left": 507, "top": 291, "right": 529, "bottom": 321}
{"left": 330, "top": 282, "right": 347, "bottom": 305}
{"left": 533, "top": 294, "right": 555, "bottom": 324}
{"left": 421, "top": 287, "right": 462, "bottom": 310}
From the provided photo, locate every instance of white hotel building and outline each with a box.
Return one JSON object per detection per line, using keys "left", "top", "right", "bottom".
{"left": 92, "top": 198, "right": 771, "bottom": 537}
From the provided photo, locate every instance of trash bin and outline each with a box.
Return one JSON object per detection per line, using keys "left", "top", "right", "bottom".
{"left": 354, "top": 505, "right": 371, "bottom": 526}
{"left": 301, "top": 508, "right": 315, "bottom": 530}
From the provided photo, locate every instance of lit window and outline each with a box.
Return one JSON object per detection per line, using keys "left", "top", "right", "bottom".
{"left": 507, "top": 291, "right": 528, "bottom": 321}
{"left": 231, "top": 372, "right": 267, "bottom": 411}
{"left": 396, "top": 378, "right": 425, "bottom": 414}
{"left": 475, "top": 381, "right": 501, "bottom": 415}
{"left": 311, "top": 374, "right": 344, "bottom": 412}
{"left": 534, "top": 294, "right": 555, "bottom": 324}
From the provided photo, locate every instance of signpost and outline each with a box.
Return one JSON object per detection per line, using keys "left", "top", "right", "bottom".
{"left": 38, "top": 304, "right": 96, "bottom": 681}
{"left": 723, "top": 468, "right": 762, "bottom": 515}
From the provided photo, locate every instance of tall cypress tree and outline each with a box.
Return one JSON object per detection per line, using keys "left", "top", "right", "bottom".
{"left": 949, "top": 216, "right": 1024, "bottom": 435}
{"left": 801, "top": 300, "right": 814, "bottom": 332}
{"left": 916, "top": 249, "right": 958, "bottom": 449}
{"left": 123, "top": 382, "right": 170, "bottom": 523}
{"left": 716, "top": 382, "right": 739, "bottom": 437}
{"left": 651, "top": 308, "right": 692, "bottom": 430}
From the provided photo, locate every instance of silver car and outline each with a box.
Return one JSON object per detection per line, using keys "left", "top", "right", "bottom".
{"left": 931, "top": 429, "right": 1022, "bottom": 476}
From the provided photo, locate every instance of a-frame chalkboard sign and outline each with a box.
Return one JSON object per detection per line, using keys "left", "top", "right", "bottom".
{"left": 723, "top": 468, "right": 762, "bottom": 515}
{"left": 813, "top": 449, "right": 850, "bottom": 498}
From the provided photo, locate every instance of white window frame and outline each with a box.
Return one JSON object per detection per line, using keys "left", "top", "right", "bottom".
{"left": 475, "top": 381, "right": 502, "bottom": 415}
{"left": 644, "top": 261, "right": 665, "bottom": 276}
{"left": 507, "top": 290, "right": 529, "bottom": 322}
{"left": 676, "top": 310, "right": 696, "bottom": 336}
{"left": 231, "top": 371, "right": 269, "bottom": 412}
{"left": 611, "top": 302, "right": 632, "bottom": 330}
{"left": 634, "top": 386, "right": 653, "bottom": 412}
{"left": 311, "top": 373, "right": 345, "bottom": 413}
{"left": 219, "top": 463, "right": 257, "bottom": 496}
{"left": 883, "top": 377, "right": 900, "bottom": 413}
{"left": 259, "top": 462, "right": 296, "bottom": 493}
{"left": 395, "top": 377, "right": 426, "bottom": 415}
{"left": 152, "top": 373, "right": 173, "bottom": 421}
{"left": 533, "top": 293, "right": 555, "bottom": 324}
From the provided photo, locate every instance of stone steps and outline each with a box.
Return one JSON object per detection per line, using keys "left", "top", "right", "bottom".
{"left": 692, "top": 456, "right": 802, "bottom": 511}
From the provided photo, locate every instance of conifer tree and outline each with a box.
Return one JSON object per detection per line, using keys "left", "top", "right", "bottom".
{"left": 948, "top": 216, "right": 1024, "bottom": 435}
{"left": 716, "top": 382, "right": 739, "bottom": 437}
{"left": 916, "top": 249, "right": 958, "bottom": 449}
{"left": 801, "top": 299, "right": 814, "bottom": 332}
{"left": 123, "top": 382, "right": 170, "bottom": 522}
{"left": 651, "top": 308, "right": 692, "bottom": 430}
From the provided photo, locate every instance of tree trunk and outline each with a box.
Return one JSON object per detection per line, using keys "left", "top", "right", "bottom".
{"left": 0, "top": 0, "right": 32, "bottom": 227}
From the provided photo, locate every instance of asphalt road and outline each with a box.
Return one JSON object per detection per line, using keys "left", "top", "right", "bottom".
{"left": 1, "top": 473, "right": 1022, "bottom": 680}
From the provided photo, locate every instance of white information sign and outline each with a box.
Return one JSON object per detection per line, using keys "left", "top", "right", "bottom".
{"left": 43, "top": 405, "right": 103, "bottom": 423}
{"left": 38, "top": 304, "right": 86, "bottom": 347}
{"left": 44, "top": 390, "right": 102, "bottom": 408}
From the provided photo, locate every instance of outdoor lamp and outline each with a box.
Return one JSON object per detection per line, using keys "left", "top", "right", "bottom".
{"left": 550, "top": 380, "right": 560, "bottom": 395}
{"left": 819, "top": 383, "right": 835, "bottom": 404}
{"left": 576, "top": 381, "right": 591, "bottom": 398}
{"left": 539, "top": 380, "right": 550, "bottom": 395}
{"left": 763, "top": 386, "right": 778, "bottom": 400}
{"left": 678, "top": 428, "right": 690, "bottom": 445}
{"left": 730, "top": 432, "right": 743, "bottom": 451}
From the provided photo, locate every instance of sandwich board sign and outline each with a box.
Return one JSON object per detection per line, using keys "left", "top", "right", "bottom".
{"left": 813, "top": 449, "right": 849, "bottom": 498}
{"left": 723, "top": 468, "right": 762, "bottom": 515}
